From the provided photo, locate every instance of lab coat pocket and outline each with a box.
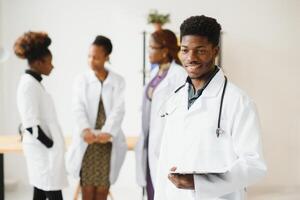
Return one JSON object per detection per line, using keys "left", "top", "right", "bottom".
{"left": 158, "top": 91, "right": 185, "bottom": 118}
{"left": 22, "top": 131, "right": 35, "bottom": 144}
{"left": 176, "top": 120, "right": 232, "bottom": 173}
{"left": 160, "top": 103, "right": 185, "bottom": 120}
{"left": 22, "top": 134, "right": 49, "bottom": 173}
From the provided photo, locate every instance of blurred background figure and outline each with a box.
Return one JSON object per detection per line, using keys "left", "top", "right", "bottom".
{"left": 135, "top": 29, "right": 187, "bottom": 200}
{"left": 66, "top": 35, "right": 127, "bottom": 200}
{"left": 14, "top": 31, "right": 68, "bottom": 200}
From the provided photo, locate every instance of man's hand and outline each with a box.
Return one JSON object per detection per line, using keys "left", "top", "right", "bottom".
{"left": 168, "top": 167, "right": 195, "bottom": 190}
{"left": 96, "top": 132, "right": 112, "bottom": 144}
{"left": 83, "top": 128, "right": 96, "bottom": 144}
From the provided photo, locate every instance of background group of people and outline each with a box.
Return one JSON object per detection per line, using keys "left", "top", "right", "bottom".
{"left": 14, "top": 15, "right": 266, "bottom": 200}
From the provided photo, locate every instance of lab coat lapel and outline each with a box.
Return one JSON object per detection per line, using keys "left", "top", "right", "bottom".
{"left": 187, "top": 70, "right": 225, "bottom": 114}
{"left": 152, "top": 62, "right": 176, "bottom": 97}
{"left": 201, "top": 69, "right": 225, "bottom": 98}
{"left": 101, "top": 72, "right": 114, "bottom": 117}
{"left": 172, "top": 84, "right": 189, "bottom": 117}
{"left": 151, "top": 66, "right": 172, "bottom": 99}
{"left": 87, "top": 71, "right": 102, "bottom": 128}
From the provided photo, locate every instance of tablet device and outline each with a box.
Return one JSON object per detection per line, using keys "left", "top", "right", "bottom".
{"left": 170, "top": 167, "right": 228, "bottom": 175}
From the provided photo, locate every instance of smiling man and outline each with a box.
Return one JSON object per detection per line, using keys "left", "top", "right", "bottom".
{"left": 154, "top": 15, "right": 267, "bottom": 200}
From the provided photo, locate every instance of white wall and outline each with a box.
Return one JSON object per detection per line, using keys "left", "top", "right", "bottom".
{"left": 1, "top": 0, "right": 300, "bottom": 197}
{"left": 220, "top": 0, "right": 300, "bottom": 188}
{"left": 0, "top": 0, "right": 4, "bottom": 131}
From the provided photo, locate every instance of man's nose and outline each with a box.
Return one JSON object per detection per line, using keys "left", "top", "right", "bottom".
{"left": 186, "top": 50, "right": 197, "bottom": 62}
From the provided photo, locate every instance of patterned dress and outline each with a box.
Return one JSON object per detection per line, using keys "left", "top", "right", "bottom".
{"left": 80, "top": 95, "right": 112, "bottom": 187}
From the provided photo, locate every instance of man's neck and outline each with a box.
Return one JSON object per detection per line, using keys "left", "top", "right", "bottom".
{"left": 191, "top": 66, "right": 216, "bottom": 91}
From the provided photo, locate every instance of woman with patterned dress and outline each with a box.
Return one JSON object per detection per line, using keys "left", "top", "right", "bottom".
{"left": 66, "top": 35, "right": 127, "bottom": 200}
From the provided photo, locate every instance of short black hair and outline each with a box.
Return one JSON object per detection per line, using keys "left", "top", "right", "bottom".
{"left": 92, "top": 35, "right": 113, "bottom": 55}
{"left": 180, "top": 15, "right": 221, "bottom": 46}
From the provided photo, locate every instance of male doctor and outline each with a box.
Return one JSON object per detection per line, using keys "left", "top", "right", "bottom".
{"left": 154, "top": 15, "right": 267, "bottom": 200}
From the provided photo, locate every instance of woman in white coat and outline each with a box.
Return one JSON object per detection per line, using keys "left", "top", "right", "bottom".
{"left": 15, "top": 31, "right": 68, "bottom": 200}
{"left": 66, "top": 35, "right": 127, "bottom": 200}
{"left": 135, "top": 29, "right": 187, "bottom": 200}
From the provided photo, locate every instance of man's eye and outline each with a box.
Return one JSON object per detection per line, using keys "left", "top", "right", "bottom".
{"left": 194, "top": 49, "right": 205, "bottom": 55}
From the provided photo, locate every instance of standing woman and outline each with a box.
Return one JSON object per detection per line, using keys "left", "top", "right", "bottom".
{"left": 66, "top": 35, "right": 127, "bottom": 200}
{"left": 15, "top": 31, "right": 68, "bottom": 200}
{"left": 135, "top": 29, "right": 187, "bottom": 200}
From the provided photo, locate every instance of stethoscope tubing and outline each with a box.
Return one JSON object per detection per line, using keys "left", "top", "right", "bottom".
{"left": 216, "top": 76, "right": 228, "bottom": 137}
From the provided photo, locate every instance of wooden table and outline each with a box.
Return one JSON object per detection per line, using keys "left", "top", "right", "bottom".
{"left": 0, "top": 134, "right": 138, "bottom": 200}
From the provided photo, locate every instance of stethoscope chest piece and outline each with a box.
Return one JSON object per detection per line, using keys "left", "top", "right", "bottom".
{"left": 216, "top": 128, "right": 225, "bottom": 137}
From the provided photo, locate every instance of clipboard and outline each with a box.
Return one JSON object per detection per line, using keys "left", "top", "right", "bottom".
{"left": 170, "top": 167, "right": 228, "bottom": 175}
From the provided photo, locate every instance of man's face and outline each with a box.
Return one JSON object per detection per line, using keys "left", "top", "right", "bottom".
{"left": 179, "top": 35, "right": 218, "bottom": 79}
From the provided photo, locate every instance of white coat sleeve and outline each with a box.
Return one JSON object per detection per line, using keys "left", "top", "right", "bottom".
{"left": 101, "top": 77, "right": 125, "bottom": 137}
{"left": 18, "top": 84, "right": 41, "bottom": 128}
{"left": 72, "top": 77, "right": 91, "bottom": 134}
{"left": 194, "top": 100, "right": 267, "bottom": 199}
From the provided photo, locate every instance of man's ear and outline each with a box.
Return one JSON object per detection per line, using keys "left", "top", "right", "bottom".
{"left": 213, "top": 46, "right": 219, "bottom": 57}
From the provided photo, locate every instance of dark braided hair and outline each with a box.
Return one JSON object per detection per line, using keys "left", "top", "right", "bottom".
{"left": 92, "top": 35, "right": 113, "bottom": 56}
{"left": 14, "top": 31, "right": 51, "bottom": 63}
{"left": 180, "top": 15, "right": 221, "bottom": 46}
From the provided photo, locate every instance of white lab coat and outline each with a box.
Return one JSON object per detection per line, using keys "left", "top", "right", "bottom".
{"left": 135, "top": 61, "right": 187, "bottom": 186}
{"left": 155, "top": 69, "right": 267, "bottom": 200}
{"left": 66, "top": 69, "right": 127, "bottom": 184}
{"left": 17, "top": 74, "right": 68, "bottom": 191}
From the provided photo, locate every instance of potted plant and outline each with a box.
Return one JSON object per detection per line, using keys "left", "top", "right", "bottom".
{"left": 147, "top": 10, "right": 170, "bottom": 31}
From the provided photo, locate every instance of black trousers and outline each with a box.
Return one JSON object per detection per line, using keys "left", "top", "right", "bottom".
{"left": 33, "top": 187, "right": 63, "bottom": 200}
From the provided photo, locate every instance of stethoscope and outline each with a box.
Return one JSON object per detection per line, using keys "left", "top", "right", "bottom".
{"left": 161, "top": 76, "right": 228, "bottom": 138}
{"left": 216, "top": 76, "right": 227, "bottom": 137}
